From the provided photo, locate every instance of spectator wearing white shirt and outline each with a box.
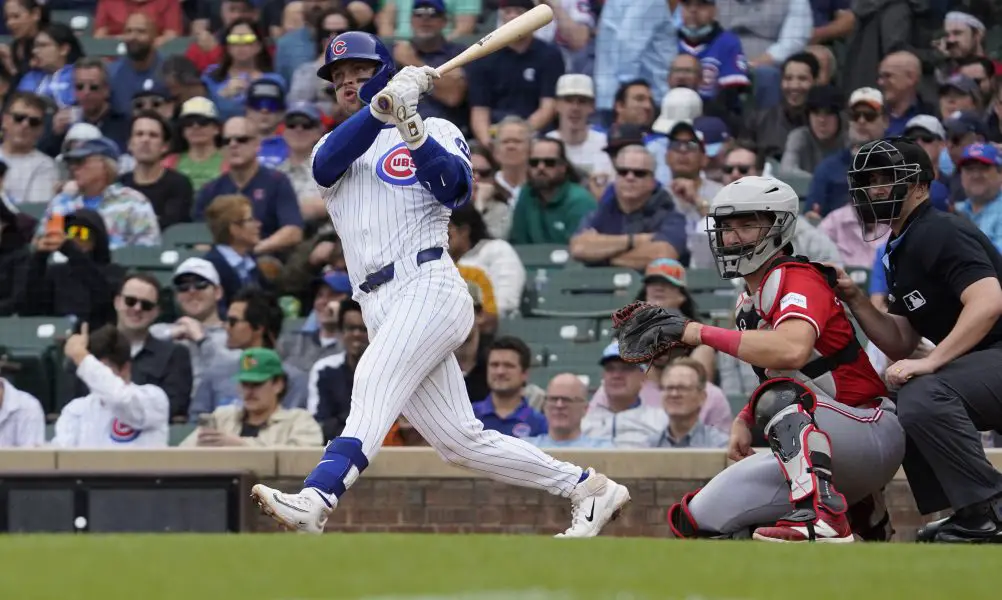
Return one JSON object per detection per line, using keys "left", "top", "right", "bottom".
{"left": 52, "top": 323, "right": 169, "bottom": 448}
{"left": 0, "top": 377, "right": 45, "bottom": 448}
{"left": 546, "top": 74, "right": 614, "bottom": 197}
{"left": 656, "top": 358, "right": 729, "bottom": 448}
{"left": 448, "top": 203, "right": 526, "bottom": 316}
{"left": 533, "top": 0, "right": 595, "bottom": 74}
{"left": 582, "top": 341, "right": 668, "bottom": 448}
{"left": 0, "top": 92, "right": 59, "bottom": 204}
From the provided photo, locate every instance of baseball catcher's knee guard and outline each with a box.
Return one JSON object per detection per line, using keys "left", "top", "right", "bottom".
{"left": 750, "top": 378, "right": 847, "bottom": 515}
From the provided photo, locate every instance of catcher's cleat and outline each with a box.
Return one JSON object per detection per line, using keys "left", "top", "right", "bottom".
{"left": 251, "top": 484, "right": 334, "bottom": 534}
{"left": 555, "top": 468, "right": 631, "bottom": 539}
{"left": 847, "top": 490, "right": 894, "bottom": 542}
{"left": 753, "top": 507, "right": 854, "bottom": 543}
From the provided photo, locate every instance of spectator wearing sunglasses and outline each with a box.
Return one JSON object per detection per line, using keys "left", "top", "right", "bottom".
{"left": 119, "top": 111, "right": 194, "bottom": 230}
{"left": 569, "top": 144, "right": 688, "bottom": 270}
{"left": 189, "top": 287, "right": 309, "bottom": 420}
{"left": 803, "top": 88, "right": 888, "bottom": 220}
{"left": 203, "top": 19, "right": 283, "bottom": 121}
{"left": 202, "top": 193, "right": 267, "bottom": 313}
{"left": 151, "top": 258, "right": 241, "bottom": 402}
{"left": 129, "top": 79, "right": 175, "bottom": 122}
{"left": 106, "top": 14, "right": 167, "bottom": 117}
{"left": 102, "top": 273, "right": 193, "bottom": 420}
{"left": 509, "top": 138, "right": 596, "bottom": 245}
{"left": 902, "top": 115, "right": 951, "bottom": 212}
{"left": 0, "top": 92, "right": 59, "bottom": 205}
{"left": 19, "top": 208, "right": 125, "bottom": 331}
{"left": 391, "top": 0, "right": 470, "bottom": 134}
{"left": 43, "top": 58, "right": 132, "bottom": 156}
{"left": 194, "top": 116, "right": 304, "bottom": 257}
{"left": 277, "top": 102, "right": 326, "bottom": 223}
{"left": 245, "top": 76, "right": 289, "bottom": 169}
{"left": 164, "top": 97, "right": 227, "bottom": 193}
{"left": 37, "top": 137, "right": 162, "bottom": 249}
{"left": 288, "top": 8, "right": 355, "bottom": 119}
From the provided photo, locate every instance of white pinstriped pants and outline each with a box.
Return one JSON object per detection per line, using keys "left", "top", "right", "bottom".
{"left": 339, "top": 254, "right": 583, "bottom": 497}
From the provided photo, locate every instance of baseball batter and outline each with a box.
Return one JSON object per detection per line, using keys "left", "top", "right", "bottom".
{"left": 614, "top": 176, "right": 906, "bottom": 542}
{"left": 251, "top": 32, "right": 630, "bottom": 537}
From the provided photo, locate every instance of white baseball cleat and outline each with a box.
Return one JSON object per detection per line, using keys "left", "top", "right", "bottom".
{"left": 556, "top": 468, "right": 631, "bottom": 538}
{"left": 250, "top": 484, "right": 334, "bottom": 534}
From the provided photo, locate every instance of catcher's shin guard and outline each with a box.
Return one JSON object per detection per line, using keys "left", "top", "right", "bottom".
{"left": 751, "top": 378, "right": 847, "bottom": 518}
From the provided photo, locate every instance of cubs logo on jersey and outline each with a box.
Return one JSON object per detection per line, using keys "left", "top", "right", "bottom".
{"left": 376, "top": 143, "right": 418, "bottom": 186}
{"left": 109, "top": 418, "right": 141, "bottom": 443}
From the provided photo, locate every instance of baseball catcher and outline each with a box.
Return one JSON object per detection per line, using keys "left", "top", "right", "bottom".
{"left": 616, "top": 176, "right": 906, "bottom": 542}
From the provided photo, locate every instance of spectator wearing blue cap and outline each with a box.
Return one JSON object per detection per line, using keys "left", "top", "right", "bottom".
{"left": 664, "top": 120, "right": 723, "bottom": 231}
{"left": 956, "top": 143, "right": 1002, "bottom": 251}
{"left": 383, "top": 0, "right": 479, "bottom": 41}
{"left": 392, "top": 0, "right": 470, "bottom": 134}
{"left": 107, "top": 14, "right": 166, "bottom": 117}
{"left": 38, "top": 136, "right": 162, "bottom": 249}
{"left": 939, "top": 74, "right": 984, "bottom": 120}
{"left": 245, "top": 76, "right": 290, "bottom": 169}
{"left": 581, "top": 340, "right": 667, "bottom": 448}
{"left": 277, "top": 102, "right": 326, "bottom": 223}
{"left": 277, "top": 269, "right": 349, "bottom": 374}
{"left": 943, "top": 111, "right": 990, "bottom": 205}
{"left": 129, "top": 79, "right": 175, "bottom": 122}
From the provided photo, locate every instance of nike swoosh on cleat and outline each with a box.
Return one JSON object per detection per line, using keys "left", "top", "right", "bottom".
{"left": 273, "top": 494, "right": 310, "bottom": 513}
{"left": 585, "top": 499, "right": 596, "bottom": 522}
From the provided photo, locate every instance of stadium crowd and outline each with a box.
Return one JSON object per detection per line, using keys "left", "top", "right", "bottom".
{"left": 0, "top": 0, "right": 999, "bottom": 454}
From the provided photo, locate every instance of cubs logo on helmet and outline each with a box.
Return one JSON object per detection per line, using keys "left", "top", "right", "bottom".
{"left": 332, "top": 40, "right": 347, "bottom": 56}
{"left": 376, "top": 143, "right": 418, "bottom": 186}
{"left": 109, "top": 418, "right": 141, "bottom": 443}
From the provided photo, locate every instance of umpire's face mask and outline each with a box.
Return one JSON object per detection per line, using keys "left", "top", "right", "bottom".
{"left": 848, "top": 145, "right": 920, "bottom": 241}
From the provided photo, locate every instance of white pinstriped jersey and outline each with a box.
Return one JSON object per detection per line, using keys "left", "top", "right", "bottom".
{"left": 312, "top": 118, "right": 473, "bottom": 289}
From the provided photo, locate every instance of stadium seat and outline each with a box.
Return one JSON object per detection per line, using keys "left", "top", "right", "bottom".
{"left": 17, "top": 203, "right": 48, "bottom": 221}
{"left": 528, "top": 364, "right": 603, "bottom": 392}
{"left": 692, "top": 291, "right": 738, "bottom": 320}
{"left": 281, "top": 317, "right": 307, "bottom": 336}
{"left": 497, "top": 317, "right": 599, "bottom": 344}
{"left": 112, "top": 246, "right": 198, "bottom": 272}
{"left": 846, "top": 266, "right": 871, "bottom": 292}
{"left": 80, "top": 36, "right": 122, "bottom": 57}
{"left": 169, "top": 423, "right": 196, "bottom": 446}
{"left": 686, "top": 268, "right": 736, "bottom": 294}
{"left": 0, "top": 316, "right": 74, "bottom": 415}
{"left": 513, "top": 244, "right": 576, "bottom": 270}
{"left": 528, "top": 267, "right": 641, "bottom": 318}
{"left": 162, "top": 222, "right": 213, "bottom": 249}
{"left": 542, "top": 340, "right": 608, "bottom": 369}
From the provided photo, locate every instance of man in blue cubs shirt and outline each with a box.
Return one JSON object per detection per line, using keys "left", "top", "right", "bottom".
{"left": 245, "top": 76, "right": 289, "bottom": 170}
{"left": 472, "top": 336, "right": 548, "bottom": 439}
{"left": 677, "top": 0, "right": 749, "bottom": 110}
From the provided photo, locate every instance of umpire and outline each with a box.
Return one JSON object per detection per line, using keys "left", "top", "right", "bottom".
{"left": 838, "top": 137, "right": 1002, "bottom": 543}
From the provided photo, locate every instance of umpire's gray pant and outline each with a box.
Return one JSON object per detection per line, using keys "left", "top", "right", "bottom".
{"left": 897, "top": 346, "right": 1002, "bottom": 514}
{"left": 687, "top": 397, "right": 905, "bottom": 534}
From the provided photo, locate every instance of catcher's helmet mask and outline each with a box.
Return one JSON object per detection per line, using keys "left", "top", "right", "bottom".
{"left": 848, "top": 138, "right": 930, "bottom": 242}
{"left": 705, "top": 177, "right": 799, "bottom": 279}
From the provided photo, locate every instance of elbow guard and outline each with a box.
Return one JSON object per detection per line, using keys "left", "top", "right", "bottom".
{"left": 409, "top": 135, "right": 472, "bottom": 208}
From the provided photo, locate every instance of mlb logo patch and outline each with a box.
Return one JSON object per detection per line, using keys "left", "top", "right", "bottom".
{"left": 903, "top": 290, "right": 926, "bottom": 311}
{"left": 376, "top": 143, "right": 418, "bottom": 186}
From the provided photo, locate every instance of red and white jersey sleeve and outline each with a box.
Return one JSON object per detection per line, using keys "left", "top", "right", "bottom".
{"left": 759, "top": 266, "right": 838, "bottom": 340}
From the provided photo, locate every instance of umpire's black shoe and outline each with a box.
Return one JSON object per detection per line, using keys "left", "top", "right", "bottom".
{"left": 929, "top": 496, "right": 1002, "bottom": 544}
{"left": 916, "top": 516, "right": 950, "bottom": 542}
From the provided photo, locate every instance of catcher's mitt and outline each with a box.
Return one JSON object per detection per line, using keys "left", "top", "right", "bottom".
{"left": 611, "top": 301, "right": 693, "bottom": 364}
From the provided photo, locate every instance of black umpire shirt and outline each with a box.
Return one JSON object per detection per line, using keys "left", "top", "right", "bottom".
{"left": 884, "top": 201, "right": 1002, "bottom": 351}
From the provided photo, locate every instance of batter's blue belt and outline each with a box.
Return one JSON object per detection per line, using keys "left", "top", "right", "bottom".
{"left": 358, "top": 247, "right": 444, "bottom": 293}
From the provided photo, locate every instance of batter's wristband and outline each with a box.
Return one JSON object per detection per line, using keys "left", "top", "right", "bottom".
{"left": 699, "top": 325, "right": 742, "bottom": 357}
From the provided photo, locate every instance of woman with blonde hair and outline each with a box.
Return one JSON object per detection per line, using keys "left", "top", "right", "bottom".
{"left": 202, "top": 193, "right": 265, "bottom": 312}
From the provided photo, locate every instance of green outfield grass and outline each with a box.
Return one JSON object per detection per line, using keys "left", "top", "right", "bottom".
{"left": 0, "top": 533, "right": 999, "bottom": 600}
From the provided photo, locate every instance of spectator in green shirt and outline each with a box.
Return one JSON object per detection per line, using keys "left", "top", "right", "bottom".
{"left": 508, "top": 138, "right": 596, "bottom": 245}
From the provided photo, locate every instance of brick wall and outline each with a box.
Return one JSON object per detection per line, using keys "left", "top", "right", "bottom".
{"left": 254, "top": 476, "right": 941, "bottom": 541}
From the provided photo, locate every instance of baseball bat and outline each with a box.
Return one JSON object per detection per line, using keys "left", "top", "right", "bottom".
{"left": 374, "top": 5, "right": 553, "bottom": 113}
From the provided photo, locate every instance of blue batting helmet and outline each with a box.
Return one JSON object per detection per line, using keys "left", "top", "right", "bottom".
{"left": 318, "top": 31, "right": 394, "bottom": 105}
